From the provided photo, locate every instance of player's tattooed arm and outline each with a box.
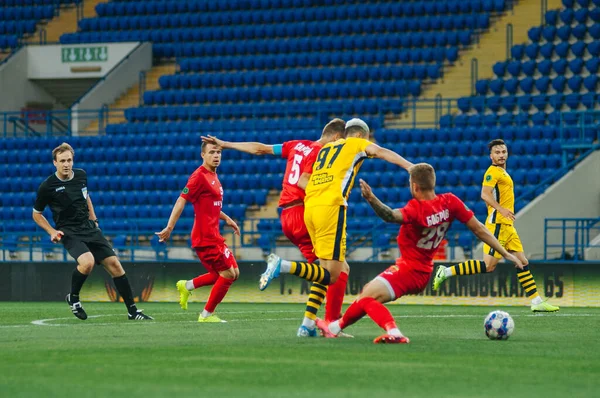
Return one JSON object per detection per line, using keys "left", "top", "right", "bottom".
{"left": 359, "top": 179, "right": 404, "bottom": 224}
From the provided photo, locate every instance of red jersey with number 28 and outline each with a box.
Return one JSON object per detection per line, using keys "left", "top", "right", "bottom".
{"left": 278, "top": 140, "right": 322, "bottom": 207}
{"left": 398, "top": 193, "right": 474, "bottom": 272}
{"left": 180, "top": 165, "right": 225, "bottom": 248}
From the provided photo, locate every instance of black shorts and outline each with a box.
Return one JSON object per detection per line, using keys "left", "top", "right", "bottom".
{"left": 61, "top": 223, "right": 116, "bottom": 263}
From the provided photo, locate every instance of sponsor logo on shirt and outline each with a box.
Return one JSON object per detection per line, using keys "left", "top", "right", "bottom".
{"left": 426, "top": 209, "right": 449, "bottom": 227}
{"left": 311, "top": 173, "right": 333, "bottom": 185}
{"left": 485, "top": 174, "right": 492, "bottom": 181}
{"left": 182, "top": 187, "right": 189, "bottom": 194}
{"left": 81, "top": 187, "right": 88, "bottom": 199}
{"left": 55, "top": 186, "right": 65, "bottom": 192}
{"left": 214, "top": 201, "right": 222, "bottom": 207}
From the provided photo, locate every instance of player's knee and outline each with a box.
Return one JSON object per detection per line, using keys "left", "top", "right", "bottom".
{"left": 358, "top": 282, "right": 388, "bottom": 303}
{"left": 78, "top": 260, "right": 95, "bottom": 273}
{"left": 328, "top": 271, "right": 339, "bottom": 284}
{"left": 341, "top": 261, "right": 350, "bottom": 274}
{"left": 220, "top": 267, "right": 238, "bottom": 280}
{"left": 105, "top": 256, "right": 124, "bottom": 270}
{"left": 520, "top": 257, "right": 529, "bottom": 267}
{"left": 485, "top": 262, "right": 497, "bottom": 273}
{"left": 76, "top": 253, "right": 95, "bottom": 272}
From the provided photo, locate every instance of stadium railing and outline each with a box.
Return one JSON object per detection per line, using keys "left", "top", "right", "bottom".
{"left": 544, "top": 218, "right": 600, "bottom": 261}
{"left": 0, "top": 226, "right": 238, "bottom": 263}
{"left": 0, "top": 108, "right": 124, "bottom": 138}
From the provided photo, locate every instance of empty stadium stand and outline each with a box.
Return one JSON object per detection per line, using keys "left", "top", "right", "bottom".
{"left": 2, "top": 0, "right": 598, "bottom": 259}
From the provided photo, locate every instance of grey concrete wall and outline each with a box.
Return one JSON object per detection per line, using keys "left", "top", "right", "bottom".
{"left": 0, "top": 48, "right": 61, "bottom": 113}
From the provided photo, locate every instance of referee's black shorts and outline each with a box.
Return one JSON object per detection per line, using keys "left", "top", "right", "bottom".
{"left": 61, "top": 221, "right": 116, "bottom": 263}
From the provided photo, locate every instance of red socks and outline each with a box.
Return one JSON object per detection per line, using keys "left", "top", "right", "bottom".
{"left": 193, "top": 272, "right": 219, "bottom": 289}
{"left": 325, "top": 271, "right": 348, "bottom": 322}
{"left": 339, "top": 299, "right": 367, "bottom": 330}
{"left": 360, "top": 297, "right": 397, "bottom": 331}
{"left": 204, "top": 276, "right": 235, "bottom": 313}
{"left": 339, "top": 297, "right": 397, "bottom": 332}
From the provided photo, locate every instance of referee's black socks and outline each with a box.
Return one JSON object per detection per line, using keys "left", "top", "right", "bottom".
{"left": 113, "top": 274, "right": 138, "bottom": 314}
{"left": 71, "top": 268, "right": 88, "bottom": 298}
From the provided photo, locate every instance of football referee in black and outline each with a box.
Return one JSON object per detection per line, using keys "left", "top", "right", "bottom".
{"left": 32, "top": 143, "right": 152, "bottom": 321}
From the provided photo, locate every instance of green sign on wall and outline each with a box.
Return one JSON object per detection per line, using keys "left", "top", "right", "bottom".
{"left": 61, "top": 46, "right": 108, "bottom": 63}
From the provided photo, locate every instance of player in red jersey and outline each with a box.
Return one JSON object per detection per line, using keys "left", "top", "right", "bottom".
{"left": 155, "top": 142, "right": 241, "bottom": 323}
{"left": 201, "top": 119, "right": 346, "bottom": 336}
{"left": 316, "top": 164, "right": 524, "bottom": 343}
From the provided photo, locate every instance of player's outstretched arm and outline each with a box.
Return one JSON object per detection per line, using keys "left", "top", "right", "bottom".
{"left": 465, "top": 216, "right": 524, "bottom": 269}
{"left": 360, "top": 179, "right": 404, "bottom": 224}
{"left": 481, "top": 186, "right": 515, "bottom": 221}
{"left": 155, "top": 197, "right": 187, "bottom": 242}
{"left": 365, "top": 143, "right": 414, "bottom": 171}
{"left": 220, "top": 211, "right": 240, "bottom": 236}
{"left": 201, "top": 135, "right": 275, "bottom": 156}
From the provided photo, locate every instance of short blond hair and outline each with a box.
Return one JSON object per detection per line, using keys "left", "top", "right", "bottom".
{"left": 52, "top": 142, "right": 74, "bottom": 160}
{"left": 409, "top": 163, "right": 436, "bottom": 191}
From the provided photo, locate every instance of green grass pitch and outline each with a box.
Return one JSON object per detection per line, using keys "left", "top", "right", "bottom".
{"left": 1, "top": 302, "right": 598, "bottom": 397}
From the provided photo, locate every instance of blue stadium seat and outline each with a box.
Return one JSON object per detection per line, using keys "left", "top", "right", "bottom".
{"left": 557, "top": 25, "right": 571, "bottom": 41}
{"left": 511, "top": 44, "right": 525, "bottom": 60}
{"left": 535, "top": 76, "right": 551, "bottom": 93}
{"left": 506, "top": 61, "right": 521, "bottom": 77}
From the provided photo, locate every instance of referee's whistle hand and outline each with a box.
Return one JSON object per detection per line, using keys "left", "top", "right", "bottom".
{"left": 51, "top": 230, "right": 64, "bottom": 243}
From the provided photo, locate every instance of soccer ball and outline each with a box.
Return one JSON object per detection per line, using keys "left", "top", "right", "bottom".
{"left": 483, "top": 310, "right": 514, "bottom": 340}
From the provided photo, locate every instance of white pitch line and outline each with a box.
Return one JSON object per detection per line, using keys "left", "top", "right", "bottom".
{"left": 13, "top": 311, "right": 596, "bottom": 328}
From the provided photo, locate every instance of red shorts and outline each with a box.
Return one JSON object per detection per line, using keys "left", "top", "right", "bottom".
{"left": 195, "top": 244, "right": 238, "bottom": 273}
{"left": 374, "top": 259, "right": 432, "bottom": 300}
{"left": 280, "top": 205, "right": 317, "bottom": 263}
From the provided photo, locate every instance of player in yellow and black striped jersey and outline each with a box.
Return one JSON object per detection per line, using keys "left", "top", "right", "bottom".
{"left": 433, "top": 139, "right": 559, "bottom": 312}
{"left": 258, "top": 118, "right": 415, "bottom": 335}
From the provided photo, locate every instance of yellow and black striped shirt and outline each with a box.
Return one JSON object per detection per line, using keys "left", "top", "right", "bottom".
{"left": 305, "top": 137, "right": 371, "bottom": 207}
{"left": 482, "top": 165, "right": 514, "bottom": 225}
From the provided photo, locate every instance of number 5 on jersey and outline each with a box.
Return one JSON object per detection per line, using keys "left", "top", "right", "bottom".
{"left": 288, "top": 154, "right": 304, "bottom": 185}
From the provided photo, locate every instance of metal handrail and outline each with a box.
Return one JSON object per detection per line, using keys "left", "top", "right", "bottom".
{"left": 506, "top": 23, "right": 513, "bottom": 60}
{"left": 139, "top": 70, "right": 147, "bottom": 106}
{"left": 541, "top": 0, "right": 548, "bottom": 25}
{"left": 0, "top": 108, "right": 126, "bottom": 137}
{"left": 470, "top": 58, "right": 478, "bottom": 96}
{"left": 544, "top": 218, "right": 600, "bottom": 261}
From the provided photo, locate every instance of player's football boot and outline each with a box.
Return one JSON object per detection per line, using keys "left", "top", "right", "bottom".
{"left": 315, "top": 318, "right": 338, "bottom": 338}
{"left": 259, "top": 253, "right": 281, "bottom": 291}
{"left": 531, "top": 301, "right": 560, "bottom": 312}
{"left": 176, "top": 280, "right": 191, "bottom": 310}
{"left": 373, "top": 334, "right": 410, "bottom": 344}
{"left": 128, "top": 310, "right": 154, "bottom": 320}
{"left": 66, "top": 294, "right": 88, "bottom": 320}
{"left": 432, "top": 265, "right": 448, "bottom": 291}
{"left": 297, "top": 325, "right": 318, "bottom": 337}
{"left": 198, "top": 314, "right": 227, "bottom": 323}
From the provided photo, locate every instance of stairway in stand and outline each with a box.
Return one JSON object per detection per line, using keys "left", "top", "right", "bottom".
{"left": 391, "top": 0, "right": 564, "bottom": 128}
